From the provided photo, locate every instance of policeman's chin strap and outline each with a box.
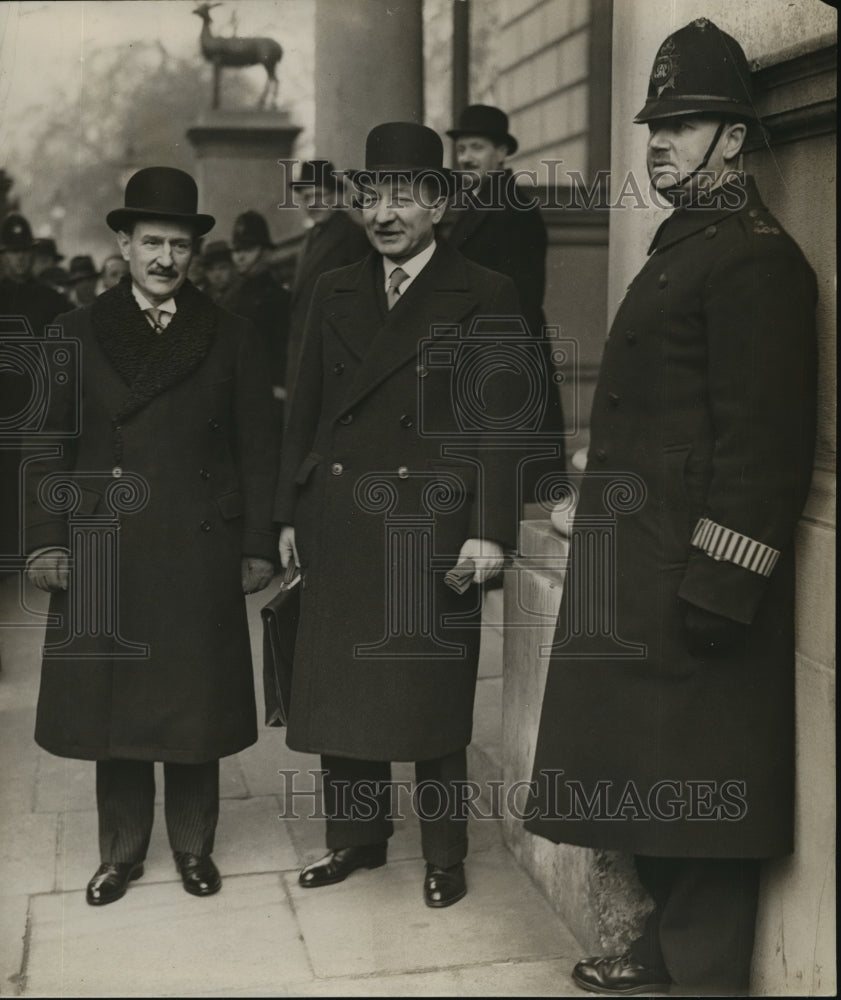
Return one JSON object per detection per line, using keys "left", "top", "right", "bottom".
{"left": 669, "top": 120, "right": 727, "bottom": 196}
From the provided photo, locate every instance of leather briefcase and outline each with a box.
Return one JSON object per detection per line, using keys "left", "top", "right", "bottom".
{"left": 261, "top": 563, "right": 301, "bottom": 727}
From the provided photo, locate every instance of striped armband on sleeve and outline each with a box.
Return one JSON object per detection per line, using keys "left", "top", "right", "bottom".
{"left": 690, "top": 518, "right": 781, "bottom": 578}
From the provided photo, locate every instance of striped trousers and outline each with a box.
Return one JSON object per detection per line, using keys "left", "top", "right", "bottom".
{"left": 96, "top": 759, "right": 219, "bottom": 863}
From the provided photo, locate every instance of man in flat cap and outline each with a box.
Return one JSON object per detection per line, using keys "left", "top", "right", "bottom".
{"left": 525, "top": 19, "right": 817, "bottom": 996}
{"left": 286, "top": 160, "right": 369, "bottom": 403}
{"left": 25, "top": 167, "right": 279, "bottom": 906}
{"left": 276, "top": 122, "right": 524, "bottom": 907}
{"left": 444, "top": 104, "right": 565, "bottom": 505}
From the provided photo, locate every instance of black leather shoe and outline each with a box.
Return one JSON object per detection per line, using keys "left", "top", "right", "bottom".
{"left": 572, "top": 954, "right": 672, "bottom": 995}
{"left": 86, "top": 861, "right": 144, "bottom": 906}
{"left": 174, "top": 852, "right": 222, "bottom": 897}
{"left": 423, "top": 861, "right": 467, "bottom": 908}
{"left": 299, "top": 843, "right": 387, "bottom": 888}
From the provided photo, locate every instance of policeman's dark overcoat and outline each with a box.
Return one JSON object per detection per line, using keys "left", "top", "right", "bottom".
{"left": 25, "top": 278, "right": 280, "bottom": 764}
{"left": 275, "top": 243, "right": 521, "bottom": 761}
{"left": 525, "top": 177, "right": 817, "bottom": 858}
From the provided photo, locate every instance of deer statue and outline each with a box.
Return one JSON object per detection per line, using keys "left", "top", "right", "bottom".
{"left": 193, "top": 2, "right": 283, "bottom": 110}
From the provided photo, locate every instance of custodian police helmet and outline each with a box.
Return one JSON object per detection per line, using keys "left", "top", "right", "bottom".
{"left": 634, "top": 18, "right": 759, "bottom": 125}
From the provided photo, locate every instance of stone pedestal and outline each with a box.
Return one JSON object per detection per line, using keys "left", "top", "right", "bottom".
{"left": 502, "top": 519, "right": 651, "bottom": 952}
{"left": 186, "top": 110, "right": 303, "bottom": 246}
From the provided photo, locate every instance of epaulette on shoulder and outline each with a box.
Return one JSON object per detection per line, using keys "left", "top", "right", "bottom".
{"left": 740, "top": 206, "right": 782, "bottom": 238}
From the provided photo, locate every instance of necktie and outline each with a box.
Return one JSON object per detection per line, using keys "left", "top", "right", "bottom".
{"left": 146, "top": 307, "right": 167, "bottom": 334}
{"left": 386, "top": 267, "right": 409, "bottom": 310}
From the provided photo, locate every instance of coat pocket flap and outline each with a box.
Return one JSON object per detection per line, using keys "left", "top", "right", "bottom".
{"left": 216, "top": 490, "right": 244, "bottom": 519}
{"left": 294, "top": 452, "right": 322, "bottom": 486}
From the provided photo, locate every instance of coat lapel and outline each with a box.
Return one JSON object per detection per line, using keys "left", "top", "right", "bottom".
{"left": 334, "top": 243, "right": 480, "bottom": 417}
{"left": 445, "top": 202, "right": 487, "bottom": 249}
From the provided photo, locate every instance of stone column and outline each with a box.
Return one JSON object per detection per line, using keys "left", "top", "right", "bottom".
{"left": 313, "top": 0, "right": 424, "bottom": 170}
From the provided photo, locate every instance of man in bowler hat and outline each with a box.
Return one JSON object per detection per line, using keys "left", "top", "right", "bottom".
{"left": 25, "top": 167, "right": 279, "bottom": 905}
{"left": 286, "top": 159, "right": 369, "bottom": 402}
{"left": 443, "top": 105, "right": 565, "bottom": 505}
{"left": 275, "top": 122, "right": 523, "bottom": 907}
{"left": 524, "top": 20, "right": 817, "bottom": 995}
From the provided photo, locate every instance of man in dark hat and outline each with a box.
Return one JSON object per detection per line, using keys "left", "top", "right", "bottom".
{"left": 66, "top": 254, "right": 99, "bottom": 308}
{"left": 24, "top": 166, "right": 279, "bottom": 906}
{"left": 286, "top": 159, "right": 369, "bottom": 402}
{"left": 0, "top": 213, "right": 70, "bottom": 579}
{"left": 228, "top": 209, "right": 291, "bottom": 408}
{"left": 276, "top": 121, "right": 525, "bottom": 908}
{"left": 443, "top": 104, "right": 565, "bottom": 506}
{"left": 199, "top": 239, "right": 239, "bottom": 307}
{"left": 31, "top": 237, "right": 64, "bottom": 279}
{"left": 524, "top": 19, "right": 817, "bottom": 996}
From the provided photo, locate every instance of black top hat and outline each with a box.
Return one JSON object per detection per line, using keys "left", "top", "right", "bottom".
{"left": 67, "top": 255, "right": 98, "bottom": 284}
{"left": 290, "top": 160, "right": 342, "bottom": 191}
{"left": 231, "top": 211, "right": 274, "bottom": 251}
{"left": 106, "top": 166, "right": 215, "bottom": 236}
{"left": 33, "top": 237, "right": 64, "bottom": 262}
{"left": 446, "top": 105, "right": 518, "bottom": 155}
{"left": 634, "top": 18, "right": 759, "bottom": 124}
{"left": 201, "top": 240, "right": 233, "bottom": 265}
{"left": 351, "top": 122, "right": 452, "bottom": 191}
{"left": 0, "top": 213, "right": 36, "bottom": 251}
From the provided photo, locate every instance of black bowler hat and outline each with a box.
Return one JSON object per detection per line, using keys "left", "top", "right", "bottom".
{"left": 33, "top": 237, "right": 64, "bottom": 262}
{"left": 351, "top": 122, "right": 452, "bottom": 190}
{"left": 290, "top": 160, "right": 342, "bottom": 192}
{"left": 106, "top": 166, "right": 215, "bottom": 236}
{"left": 634, "top": 18, "right": 759, "bottom": 124}
{"left": 446, "top": 105, "right": 518, "bottom": 155}
{"left": 67, "top": 255, "right": 98, "bottom": 284}
{"left": 201, "top": 239, "right": 233, "bottom": 265}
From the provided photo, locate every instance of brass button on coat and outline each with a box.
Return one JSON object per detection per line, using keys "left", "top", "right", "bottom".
{"left": 399, "top": 414, "right": 414, "bottom": 428}
{"left": 338, "top": 413, "right": 353, "bottom": 425}
{"left": 397, "top": 466, "right": 409, "bottom": 479}
{"left": 331, "top": 462, "right": 344, "bottom": 476}
{"left": 625, "top": 330, "right": 637, "bottom": 345}
{"left": 332, "top": 362, "right": 345, "bottom": 375}
{"left": 199, "top": 468, "right": 210, "bottom": 480}
{"left": 200, "top": 520, "right": 212, "bottom": 532}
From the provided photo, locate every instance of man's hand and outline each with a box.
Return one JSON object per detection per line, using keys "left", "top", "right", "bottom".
{"left": 458, "top": 538, "right": 505, "bottom": 584}
{"left": 278, "top": 526, "right": 299, "bottom": 570}
{"left": 241, "top": 557, "right": 275, "bottom": 595}
{"left": 684, "top": 603, "right": 746, "bottom": 657}
{"left": 27, "top": 549, "right": 70, "bottom": 592}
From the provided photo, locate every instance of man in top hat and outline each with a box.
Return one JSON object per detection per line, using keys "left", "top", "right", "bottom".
{"left": 443, "top": 104, "right": 565, "bottom": 505}
{"left": 524, "top": 19, "right": 817, "bottom": 995}
{"left": 276, "top": 121, "right": 524, "bottom": 907}
{"left": 229, "top": 209, "right": 291, "bottom": 406}
{"left": 66, "top": 254, "right": 99, "bottom": 308}
{"left": 24, "top": 166, "right": 279, "bottom": 906}
{"left": 286, "top": 159, "right": 370, "bottom": 403}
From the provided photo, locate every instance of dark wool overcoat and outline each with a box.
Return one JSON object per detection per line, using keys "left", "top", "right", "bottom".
{"left": 525, "top": 177, "right": 817, "bottom": 858}
{"left": 443, "top": 169, "right": 566, "bottom": 498}
{"left": 286, "top": 210, "right": 371, "bottom": 400}
{"left": 275, "top": 243, "right": 521, "bottom": 761}
{"left": 25, "top": 278, "right": 280, "bottom": 764}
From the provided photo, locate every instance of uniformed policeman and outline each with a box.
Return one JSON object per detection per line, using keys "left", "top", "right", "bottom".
{"left": 524, "top": 19, "right": 817, "bottom": 996}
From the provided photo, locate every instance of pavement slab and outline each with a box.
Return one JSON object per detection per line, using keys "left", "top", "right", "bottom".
{"left": 285, "top": 845, "right": 568, "bottom": 980}
{"left": 23, "top": 873, "right": 312, "bottom": 998}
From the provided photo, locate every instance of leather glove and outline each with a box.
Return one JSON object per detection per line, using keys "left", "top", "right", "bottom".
{"left": 27, "top": 548, "right": 70, "bottom": 592}
{"left": 457, "top": 538, "right": 505, "bottom": 584}
{"left": 278, "top": 526, "right": 299, "bottom": 569}
{"left": 684, "top": 603, "right": 746, "bottom": 657}
{"left": 241, "top": 557, "right": 275, "bottom": 595}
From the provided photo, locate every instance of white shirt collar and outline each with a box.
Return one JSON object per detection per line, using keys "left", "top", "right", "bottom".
{"left": 382, "top": 239, "right": 437, "bottom": 291}
{"left": 131, "top": 284, "right": 177, "bottom": 317}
